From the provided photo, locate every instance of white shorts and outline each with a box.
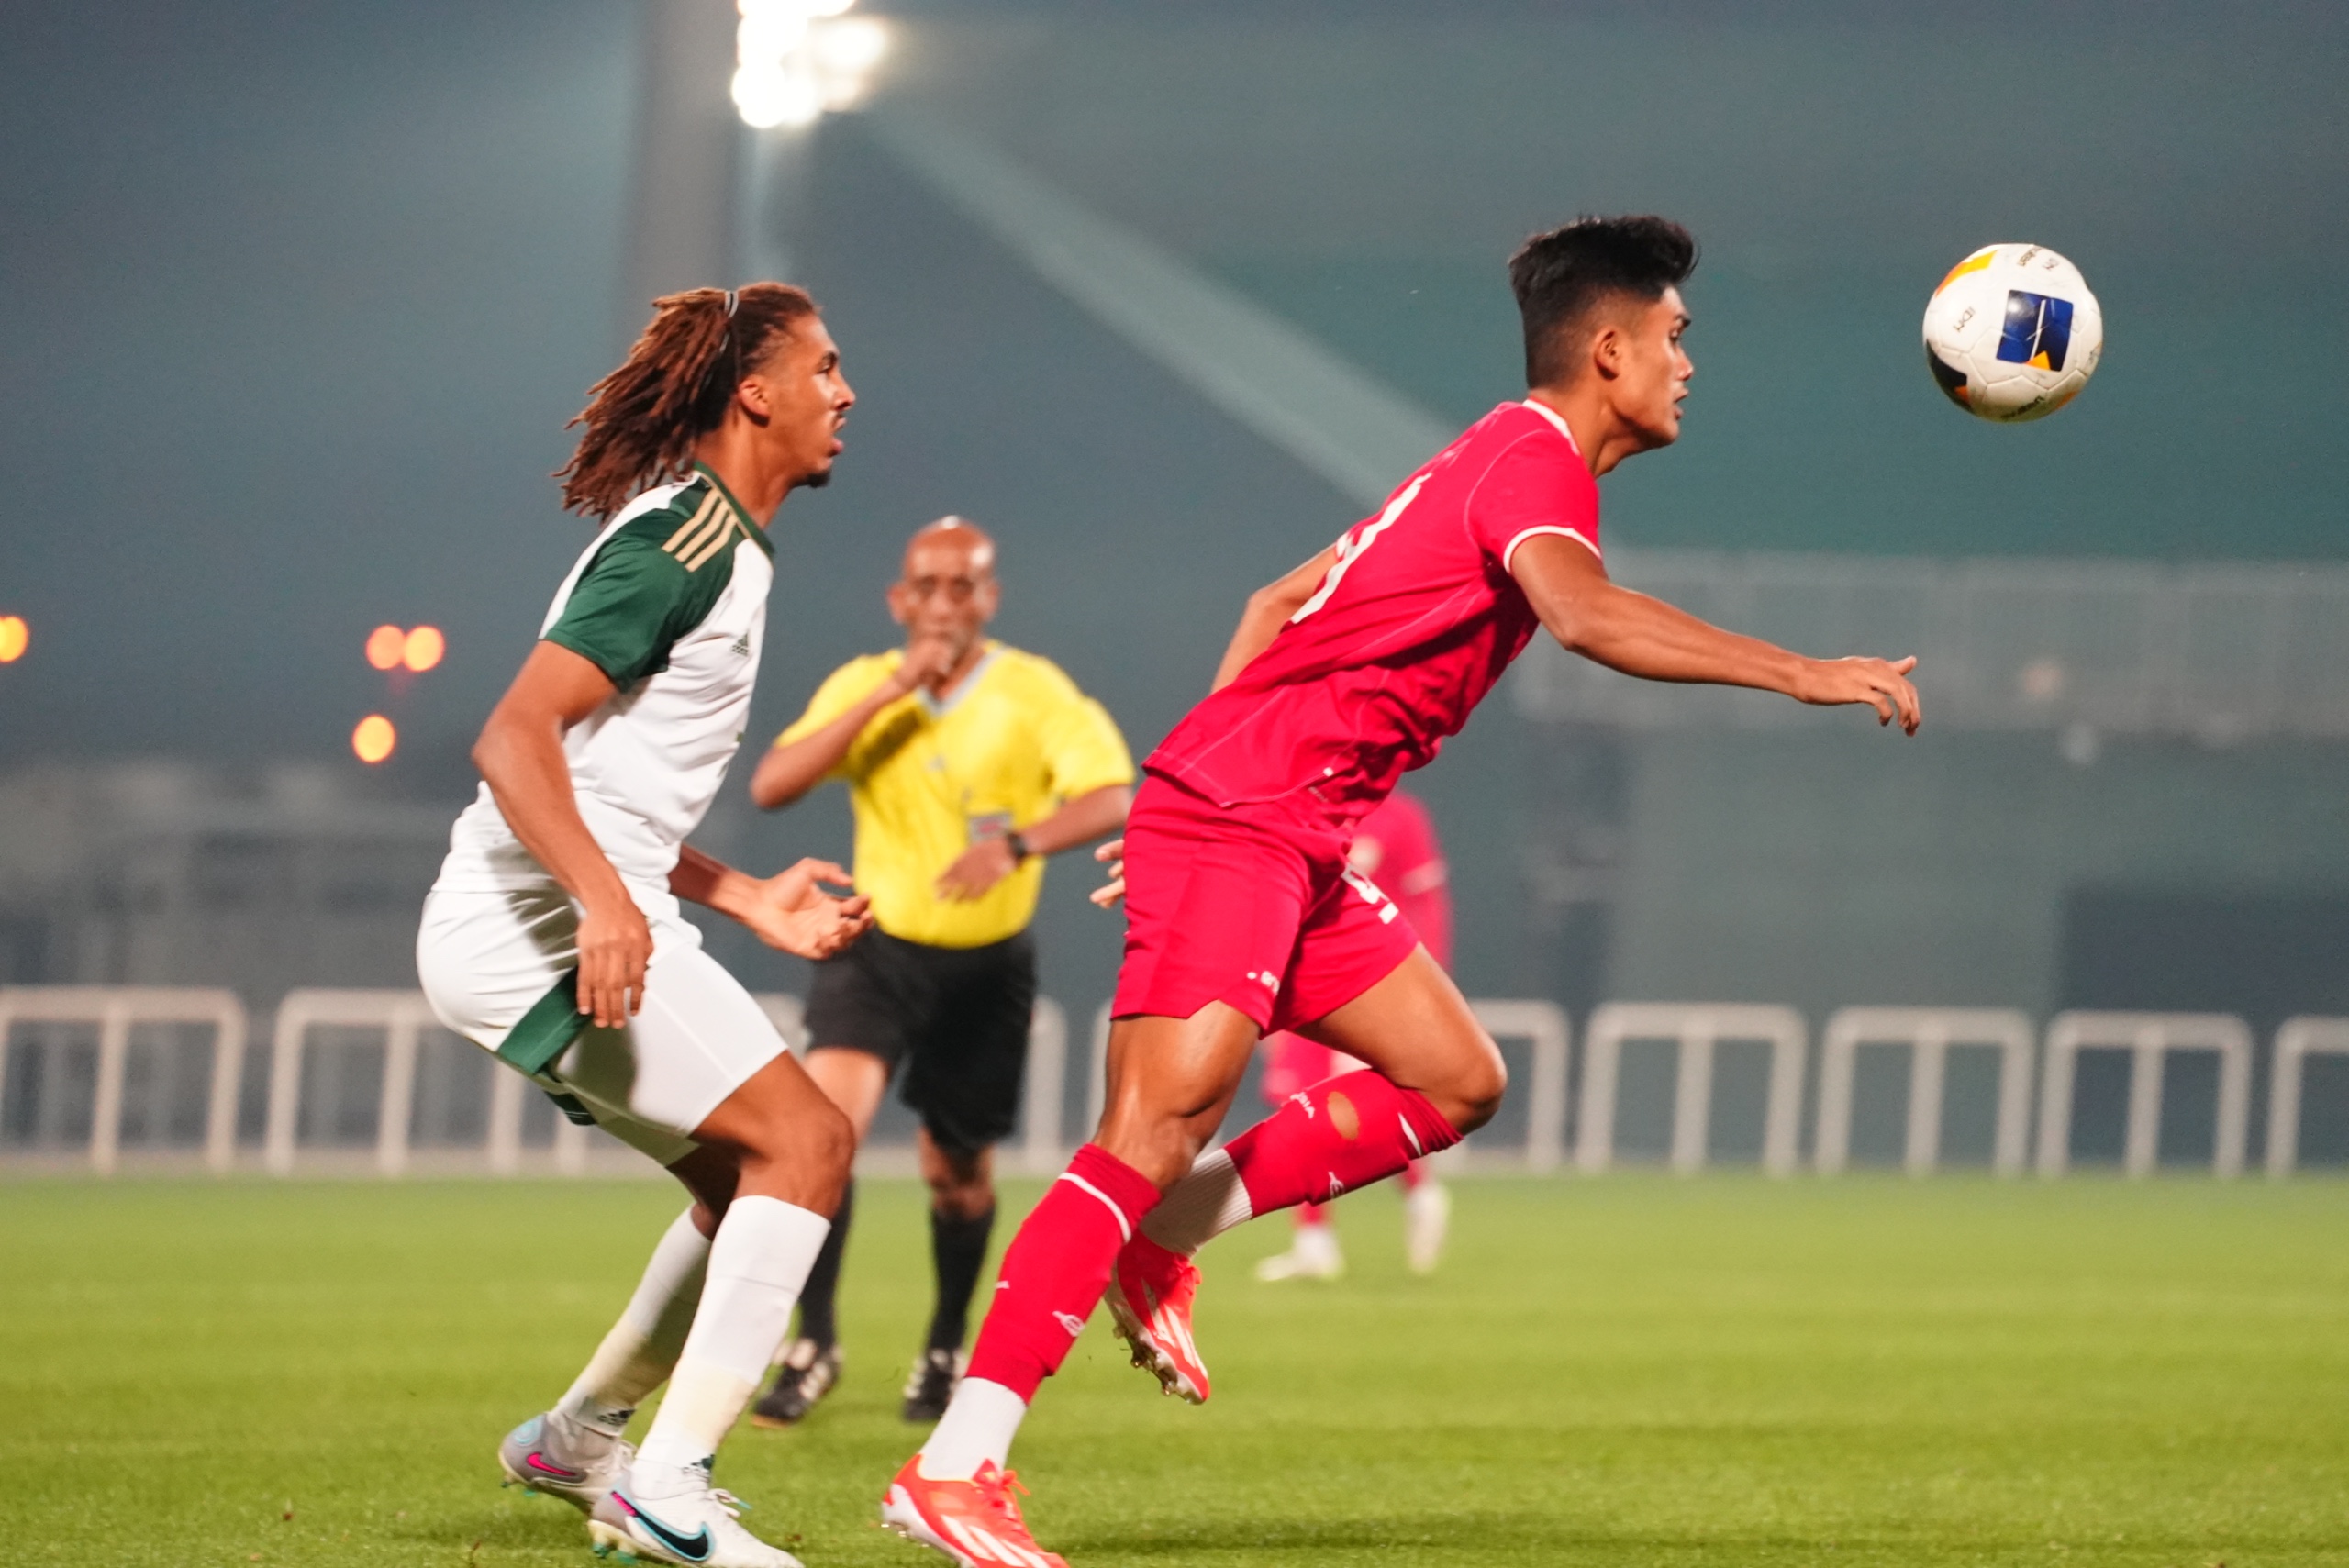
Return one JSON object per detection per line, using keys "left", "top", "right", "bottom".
{"left": 416, "top": 884, "right": 789, "bottom": 1167}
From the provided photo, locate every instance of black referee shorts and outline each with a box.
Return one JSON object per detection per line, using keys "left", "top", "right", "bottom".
{"left": 803, "top": 928, "right": 1037, "bottom": 1157}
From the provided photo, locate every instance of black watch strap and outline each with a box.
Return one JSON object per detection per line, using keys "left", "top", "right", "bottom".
{"left": 1004, "top": 829, "right": 1031, "bottom": 863}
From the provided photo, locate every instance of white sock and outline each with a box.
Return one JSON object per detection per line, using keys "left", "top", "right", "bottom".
{"left": 635, "top": 1195, "right": 829, "bottom": 1483}
{"left": 556, "top": 1207, "right": 710, "bottom": 1437}
{"left": 916, "top": 1377, "right": 1029, "bottom": 1481}
{"left": 1139, "top": 1148, "right": 1252, "bottom": 1254}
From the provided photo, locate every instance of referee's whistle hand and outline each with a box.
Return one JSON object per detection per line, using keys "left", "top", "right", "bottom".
{"left": 1088, "top": 838, "right": 1127, "bottom": 911}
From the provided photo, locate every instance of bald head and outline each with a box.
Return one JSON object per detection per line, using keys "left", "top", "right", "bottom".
{"left": 904, "top": 515, "right": 996, "bottom": 579}
{"left": 888, "top": 514, "right": 1002, "bottom": 684}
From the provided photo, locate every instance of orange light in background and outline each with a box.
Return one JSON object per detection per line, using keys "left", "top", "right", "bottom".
{"left": 0, "top": 616, "right": 26, "bottom": 663}
{"left": 352, "top": 714, "right": 397, "bottom": 764}
{"left": 365, "top": 624, "right": 406, "bottom": 670}
{"left": 402, "top": 625, "right": 445, "bottom": 673}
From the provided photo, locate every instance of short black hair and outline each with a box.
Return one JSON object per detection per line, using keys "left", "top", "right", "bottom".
{"left": 1508, "top": 216, "right": 1698, "bottom": 388}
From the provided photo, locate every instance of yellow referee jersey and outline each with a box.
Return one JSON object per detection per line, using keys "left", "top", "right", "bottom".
{"left": 778, "top": 642, "right": 1135, "bottom": 948}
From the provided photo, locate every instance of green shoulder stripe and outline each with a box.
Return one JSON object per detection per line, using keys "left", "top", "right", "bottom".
{"left": 544, "top": 478, "right": 747, "bottom": 687}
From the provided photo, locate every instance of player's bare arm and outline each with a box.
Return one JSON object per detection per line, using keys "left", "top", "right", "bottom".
{"left": 472, "top": 640, "right": 651, "bottom": 1029}
{"left": 1510, "top": 533, "right": 1921, "bottom": 732}
{"left": 1208, "top": 546, "right": 1339, "bottom": 693}
{"left": 669, "top": 845, "right": 874, "bottom": 958}
{"left": 935, "top": 782, "right": 1133, "bottom": 901}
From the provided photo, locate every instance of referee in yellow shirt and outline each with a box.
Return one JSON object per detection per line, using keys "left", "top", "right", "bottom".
{"left": 745, "top": 517, "right": 1133, "bottom": 1427}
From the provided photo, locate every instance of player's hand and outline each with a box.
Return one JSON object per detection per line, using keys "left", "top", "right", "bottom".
{"left": 885, "top": 633, "right": 959, "bottom": 698}
{"left": 1088, "top": 837, "right": 1126, "bottom": 910}
{"left": 576, "top": 894, "right": 653, "bottom": 1029}
{"left": 741, "top": 858, "right": 874, "bottom": 959}
{"left": 936, "top": 838, "right": 1018, "bottom": 902}
{"left": 1792, "top": 655, "right": 1921, "bottom": 735}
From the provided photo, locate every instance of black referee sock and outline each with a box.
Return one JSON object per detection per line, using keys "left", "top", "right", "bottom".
{"left": 795, "top": 1179, "right": 853, "bottom": 1350}
{"left": 926, "top": 1203, "right": 996, "bottom": 1353}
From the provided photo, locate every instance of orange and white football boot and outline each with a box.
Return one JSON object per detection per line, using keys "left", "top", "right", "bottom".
{"left": 881, "top": 1457, "right": 1066, "bottom": 1568}
{"left": 1105, "top": 1233, "right": 1210, "bottom": 1404}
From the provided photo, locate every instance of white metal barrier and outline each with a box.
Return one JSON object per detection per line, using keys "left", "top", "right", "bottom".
{"left": 1084, "top": 998, "right": 1569, "bottom": 1171}
{"left": 1577, "top": 1003, "right": 1808, "bottom": 1175}
{"left": 1470, "top": 1000, "right": 1573, "bottom": 1172}
{"left": 2267, "top": 1016, "right": 2349, "bottom": 1178}
{"left": 2036, "top": 1011, "right": 2252, "bottom": 1178}
{"left": 1017, "top": 998, "right": 1068, "bottom": 1175}
{"left": 0, "top": 985, "right": 249, "bottom": 1173}
{"left": 1815, "top": 1007, "right": 2035, "bottom": 1176}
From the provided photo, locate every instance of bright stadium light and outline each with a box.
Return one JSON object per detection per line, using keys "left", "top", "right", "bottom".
{"left": 733, "top": 0, "right": 887, "bottom": 128}
{"left": 812, "top": 16, "right": 887, "bottom": 74}
{"left": 351, "top": 714, "right": 397, "bottom": 765}
{"left": 365, "top": 623, "right": 406, "bottom": 671}
{"left": 0, "top": 615, "right": 26, "bottom": 663}
{"left": 401, "top": 625, "right": 445, "bottom": 673}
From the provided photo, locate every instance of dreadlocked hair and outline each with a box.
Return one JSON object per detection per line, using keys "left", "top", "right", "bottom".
{"left": 556, "top": 282, "right": 819, "bottom": 517}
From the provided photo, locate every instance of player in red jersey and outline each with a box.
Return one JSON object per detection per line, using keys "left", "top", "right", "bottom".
{"left": 1252, "top": 786, "right": 1453, "bottom": 1281}
{"left": 881, "top": 216, "right": 1920, "bottom": 1568}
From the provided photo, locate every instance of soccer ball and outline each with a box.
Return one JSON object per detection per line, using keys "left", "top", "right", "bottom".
{"left": 1921, "top": 244, "right": 2103, "bottom": 422}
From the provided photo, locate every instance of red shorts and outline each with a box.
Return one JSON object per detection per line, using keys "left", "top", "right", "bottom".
{"left": 1111, "top": 773, "right": 1420, "bottom": 1034}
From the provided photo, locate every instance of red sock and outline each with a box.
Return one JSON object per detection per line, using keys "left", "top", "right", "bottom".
{"left": 1399, "top": 1158, "right": 1426, "bottom": 1193}
{"left": 1227, "top": 1071, "right": 1461, "bottom": 1214}
{"left": 1297, "top": 1200, "right": 1329, "bottom": 1226}
{"left": 965, "top": 1144, "right": 1159, "bottom": 1400}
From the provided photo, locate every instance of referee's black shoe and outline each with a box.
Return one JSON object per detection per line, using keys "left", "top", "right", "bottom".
{"left": 900, "top": 1348, "right": 966, "bottom": 1422}
{"left": 750, "top": 1338, "right": 841, "bottom": 1429}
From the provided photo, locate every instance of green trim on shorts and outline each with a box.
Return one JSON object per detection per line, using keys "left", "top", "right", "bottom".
{"left": 496, "top": 969, "right": 588, "bottom": 1078}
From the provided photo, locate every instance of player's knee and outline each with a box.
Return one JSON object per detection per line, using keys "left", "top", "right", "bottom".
{"left": 1442, "top": 1039, "right": 1508, "bottom": 1136}
{"left": 802, "top": 1098, "right": 856, "bottom": 1175}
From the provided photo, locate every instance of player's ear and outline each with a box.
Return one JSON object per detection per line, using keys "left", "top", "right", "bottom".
{"left": 733, "top": 372, "right": 774, "bottom": 422}
{"left": 1588, "top": 320, "right": 1624, "bottom": 383}
{"left": 885, "top": 581, "right": 916, "bottom": 626}
{"left": 975, "top": 575, "right": 1003, "bottom": 619}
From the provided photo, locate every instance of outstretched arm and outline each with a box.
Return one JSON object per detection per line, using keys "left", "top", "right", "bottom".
{"left": 1509, "top": 533, "right": 1920, "bottom": 732}
{"left": 670, "top": 845, "right": 873, "bottom": 958}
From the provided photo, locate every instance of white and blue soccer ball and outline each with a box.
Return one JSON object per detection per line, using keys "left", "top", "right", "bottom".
{"left": 1922, "top": 243, "right": 2103, "bottom": 422}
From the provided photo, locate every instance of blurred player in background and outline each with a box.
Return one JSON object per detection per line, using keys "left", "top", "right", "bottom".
{"left": 882, "top": 215, "right": 1923, "bottom": 1568}
{"left": 746, "top": 518, "right": 1134, "bottom": 1427}
{"left": 1252, "top": 785, "right": 1453, "bottom": 1282}
{"left": 417, "top": 284, "right": 868, "bottom": 1568}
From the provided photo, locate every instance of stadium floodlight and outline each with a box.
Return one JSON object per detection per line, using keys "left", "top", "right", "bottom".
{"left": 0, "top": 615, "right": 27, "bottom": 662}
{"left": 733, "top": 0, "right": 887, "bottom": 128}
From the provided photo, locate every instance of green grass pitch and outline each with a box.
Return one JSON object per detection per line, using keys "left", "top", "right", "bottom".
{"left": 6, "top": 1174, "right": 2348, "bottom": 1566}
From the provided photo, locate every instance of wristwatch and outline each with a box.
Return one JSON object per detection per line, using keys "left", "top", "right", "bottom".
{"left": 1003, "top": 829, "right": 1031, "bottom": 864}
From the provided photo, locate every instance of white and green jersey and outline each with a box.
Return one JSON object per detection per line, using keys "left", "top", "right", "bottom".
{"left": 434, "top": 464, "right": 774, "bottom": 915}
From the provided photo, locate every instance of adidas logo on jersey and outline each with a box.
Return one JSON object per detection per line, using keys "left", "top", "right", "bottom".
{"left": 729, "top": 633, "right": 751, "bottom": 656}
{"left": 1053, "top": 1310, "right": 1087, "bottom": 1338}
{"left": 1248, "top": 970, "right": 1282, "bottom": 995}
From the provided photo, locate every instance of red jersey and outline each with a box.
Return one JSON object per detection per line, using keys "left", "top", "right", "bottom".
{"left": 1147, "top": 399, "right": 1597, "bottom": 819}
{"left": 1345, "top": 788, "right": 1452, "bottom": 969}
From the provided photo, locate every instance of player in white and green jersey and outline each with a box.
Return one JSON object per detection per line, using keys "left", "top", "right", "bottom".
{"left": 417, "top": 283, "right": 868, "bottom": 1568}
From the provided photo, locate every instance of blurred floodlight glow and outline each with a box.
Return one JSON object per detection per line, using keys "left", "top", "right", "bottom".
{"left": 365, "top": 624, "right": 406, "bottom": 670}
{"left": 351, "top": 715, "right": 396, "bottom": 764}
{"left": 733, "top": 66, "right": 823, "bottom": 128}
{"left": 734, "top": 0, "right": 882, "bottom": 126}
{"left": 813, "top": 17, "right": 887, "bottom": 75}
{"left": 0, "top": 616, "right": 27, "bottom": 663}
{"left": 401, "top": 625, "right": 445, "bottom": 673}
{"left": 738, "top": 11, "right": 807, "bottom": 61}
